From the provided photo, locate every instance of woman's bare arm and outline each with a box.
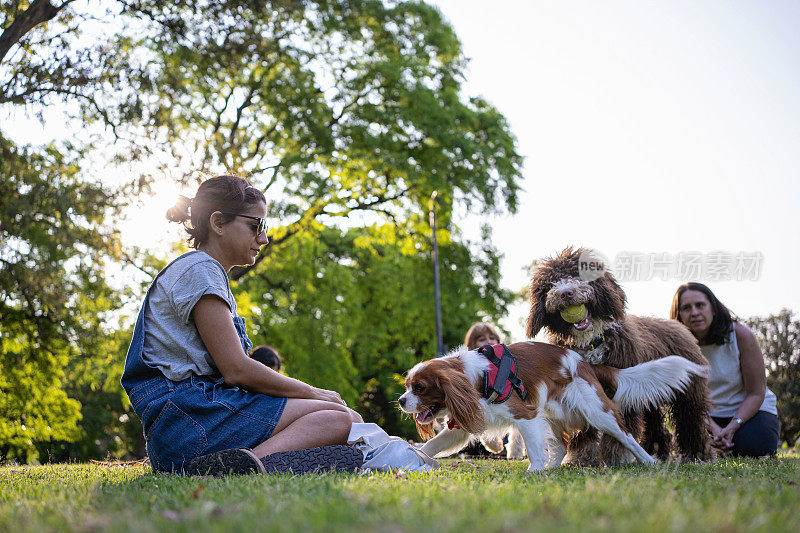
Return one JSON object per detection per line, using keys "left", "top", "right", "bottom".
{"left": 192, "top": 295, "right": 345, "bottom": 405}
{"left": 716, "top": 322, "right": 767, "bottom": 444}
{"left": 733, "top": 321, "right": 767, "bottom": 422}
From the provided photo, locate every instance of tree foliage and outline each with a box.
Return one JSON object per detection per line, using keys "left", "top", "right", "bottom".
{"left": 103, "top": 0, "right": 524, "bottom": 437}
{"left": 744, "top": 310, "right": 800, "bottom": 446}
{"left": 106, "top": 0, "right": 521, "bottom": 269}
{"left": 1, "top": 2, "right": 135, "bottom": 462}
{"left": 0, "top": 134, "right": 130, "bottom": 461}
{"left": 0, "top": 0, "right": 116, "bottom": 121}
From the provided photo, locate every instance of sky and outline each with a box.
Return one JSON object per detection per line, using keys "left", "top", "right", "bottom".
{"left": 8, "top": 1, "right": 800, "bottom": 341}
{"left": 428, "top": 0, "right": 800, "bottom": 340}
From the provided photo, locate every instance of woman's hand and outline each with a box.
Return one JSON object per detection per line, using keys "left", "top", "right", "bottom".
{"left": 709, "top": 419, "right": 733, "bottom": 456}
{"left": 308, "top": 387, "right": 347, "bottom": 406}
{"left": 715, "top": 423, "right": 738, "bottom": 447}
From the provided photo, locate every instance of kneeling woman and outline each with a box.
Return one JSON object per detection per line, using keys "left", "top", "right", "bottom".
{"left": 122, "top": 175, "right": 363, "bottom": 474}
{"left": 671, "top": 282, "right": 779, "bottom": 457}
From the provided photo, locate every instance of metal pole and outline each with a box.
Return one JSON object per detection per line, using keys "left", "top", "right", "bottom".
{"left": 430, "top": 191, "right": 444, "bottom": 355}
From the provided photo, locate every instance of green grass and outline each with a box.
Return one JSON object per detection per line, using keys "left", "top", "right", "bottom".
{"left": 2, "top": 455, "right": 799, "bottom": 533}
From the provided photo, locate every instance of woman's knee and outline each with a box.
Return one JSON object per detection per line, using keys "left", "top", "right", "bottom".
{"left": 274, "top": 399, "right": 362, "bottom": 437}
{"left": 327, "top": 402, "right": 364, "bottom": 424}
{"left": 348, "top": 408, "right": 363, "bottom": 424}
{"left": 282, "top": 398, "right": 347, "bottom": 419}
{"left": 732, "top": 412, "right": 779, "bottom": 456}
{"left": 312, "top": 408, "right": 355, "bottom": 435}
{"left": 309, "top": 399, "right": 351, "bottom": 414}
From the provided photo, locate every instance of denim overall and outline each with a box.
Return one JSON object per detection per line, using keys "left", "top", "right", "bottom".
{"left": 121, "top": 251, "right": 286, "bottom": 472}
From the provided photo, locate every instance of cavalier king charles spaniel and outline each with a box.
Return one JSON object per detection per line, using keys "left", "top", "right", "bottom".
{"left": 399, "top": 341, "right": 707, "bottom": 473}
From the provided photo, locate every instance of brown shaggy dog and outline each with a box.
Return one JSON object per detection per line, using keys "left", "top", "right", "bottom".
{"left": 526, "top": 247, "right": 712, "bottom": 464}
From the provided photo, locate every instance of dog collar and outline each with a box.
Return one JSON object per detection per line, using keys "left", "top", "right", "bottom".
{"left": 477, "top": 344, "right": 527, "bottom": 403}
{"left": 585, "top": 334, "right": 606, "bottom": 351}
{"left": 562, "top": 334, "right": 605, "bottom": 352}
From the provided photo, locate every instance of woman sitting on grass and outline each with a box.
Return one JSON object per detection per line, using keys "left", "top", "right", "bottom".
{"left": 464, "top": 322, "right": 501, "bottom": 350}
{"left": 121, "top": 175, "right": 363, "bottom": 475}
{"left": 670, "top": 282, "right": 780, "bottom": 458}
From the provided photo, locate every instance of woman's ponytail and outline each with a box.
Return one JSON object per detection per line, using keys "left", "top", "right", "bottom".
{"left": 166, "top": 195, "right": 192, "bottom": 223}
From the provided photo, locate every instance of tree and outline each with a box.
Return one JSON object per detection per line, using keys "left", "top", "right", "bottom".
{"left": 744, "top": 310, "right": 800, "bottom": 447}
{"left": 0, "top": 135, "right": 128, "bottom": 461}
{"left": 1, "top": 1, "right": 72, "bottom": 63}
{"left": 104, "top": 0, "right": 521, "bottom": 261}
{"left": 1, "top": 1, "right": 117, "bottom": 119}
{"left": 238, "top": 219, "right": 513, "bottom": 437}
{"left": 1, "top": 2, "right": 132, "bottom": 462}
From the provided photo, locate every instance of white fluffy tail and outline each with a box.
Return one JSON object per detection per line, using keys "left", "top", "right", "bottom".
{"left": 612, "top": 356, "right": 708, "bottom": 411}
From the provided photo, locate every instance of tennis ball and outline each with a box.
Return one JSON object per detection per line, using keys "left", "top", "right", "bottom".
{"left": 560, "top": 304, "right": 587, "bottom": 323}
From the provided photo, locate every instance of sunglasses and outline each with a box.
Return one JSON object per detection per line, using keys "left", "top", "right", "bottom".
{"left": 222, "top": 212, "right": 268, "bottom": 236}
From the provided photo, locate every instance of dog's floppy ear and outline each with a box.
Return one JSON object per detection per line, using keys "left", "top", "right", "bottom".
{"left": 439, "top": 367, "right": 486, "bottom": 435}
{"left": 415, "top": 419, "right": 437, "bottom": 441}
{"left": 526, "top": 280, "right": 548, "bottom": 338}
{"left": 591, "top": 271, "right": 627, "bottom": 319}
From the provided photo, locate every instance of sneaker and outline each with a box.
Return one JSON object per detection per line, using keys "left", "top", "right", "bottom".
{"left": 260, "top": 445, "right": 364, "bottom": 474}
{"left": 185, "top": 448, "right": 266, "bottom": 476}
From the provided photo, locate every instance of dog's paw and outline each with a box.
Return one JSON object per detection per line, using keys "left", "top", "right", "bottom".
{"left": 562, "top": 440, "right": 603, "bottom": 467}
{"left": 601, "top": 440, "right": 636, "bottom": 466}
{"left": 526, "top": 461, "right": 549, "bottom": 474}
{"left": 506, "top": 431, "right": 527, "bottom": 460}
{"left": 480, "top": 435, "right": 504, "bottom": 454}
{"left": 507, "top": 448, "right": 526, "bottom": 460}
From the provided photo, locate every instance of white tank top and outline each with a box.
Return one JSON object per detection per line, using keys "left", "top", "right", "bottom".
{"left": 701, "top": 327, "right": 778, "bottom": 417}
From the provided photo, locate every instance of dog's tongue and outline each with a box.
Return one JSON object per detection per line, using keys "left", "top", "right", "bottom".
{"left": 415, "top": 409, "right": 431, "bottom": 422}
{"left": 574, "top": 315, "right": 591, "bottom": 331}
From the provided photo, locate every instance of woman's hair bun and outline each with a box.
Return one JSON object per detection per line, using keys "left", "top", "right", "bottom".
{"left": 166, "top": 195, "right": 192, "bottom": 223}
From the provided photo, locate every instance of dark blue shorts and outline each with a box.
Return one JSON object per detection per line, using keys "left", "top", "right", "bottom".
{"left": 128, "top": 374, "right": 287, "bottom": 472}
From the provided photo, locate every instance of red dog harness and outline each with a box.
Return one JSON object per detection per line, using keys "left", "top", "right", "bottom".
{"left": 446, "top": 344, "right": 527, "bottom": 431}
{"left": 478, "top": 343, "right": 527, "bottom": 403}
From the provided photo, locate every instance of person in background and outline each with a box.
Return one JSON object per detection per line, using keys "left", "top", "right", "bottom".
{"left": 670, "top": 282, "right": 780, "bottom": 457}
{"left": 251, "top": 345, "right": 282, "bottom": 372}
{"left": 464, "top": 322, "right": 501, "bottom": 351}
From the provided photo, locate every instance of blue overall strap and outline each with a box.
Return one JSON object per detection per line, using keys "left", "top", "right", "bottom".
{"left": 121, "top": 251, "right": 200, "bottom": 393}
{"left": 477, "top": 344, "right": 527, "bottom": 403}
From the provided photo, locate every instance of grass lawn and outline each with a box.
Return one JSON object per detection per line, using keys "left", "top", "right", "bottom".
{"left": 2, "top": 454, "right": 799, "bottom": 533}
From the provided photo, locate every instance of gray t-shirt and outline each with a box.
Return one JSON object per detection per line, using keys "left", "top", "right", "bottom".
{"left": 142, "top": 250, "right": 239, "bottom": 381}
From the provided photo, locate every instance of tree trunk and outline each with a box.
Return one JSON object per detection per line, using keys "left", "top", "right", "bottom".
{"left": 0, "top": 0, "right": 67, "bottom": 64}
